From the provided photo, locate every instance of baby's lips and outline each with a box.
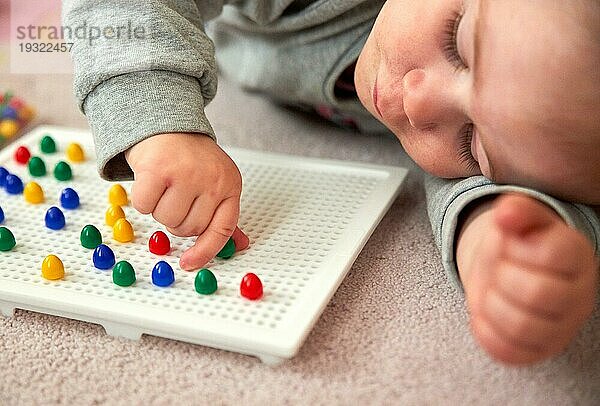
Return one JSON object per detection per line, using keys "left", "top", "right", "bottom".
{"left": 232, "top": 226, "right": 249, "bottom": 251}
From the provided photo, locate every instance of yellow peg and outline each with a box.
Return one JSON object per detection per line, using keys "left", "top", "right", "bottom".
{"left": 0, "top": 120, "right": 19, "bottom": 138}
{"left": 41, "top": 255, "right": 65, "bottom": 280}
{"left": 108, "top": 184, "right": 128, "bottom": 206}
{"left": 66, "top": 142, "right": 85, "bottom": 162}
{"left": 113, "top": 218, "right": 134, "bottom": 243}
{"left": 105, "top": 204, "right": 126, "bottom": 226}
{"left": 23, "top": 181, "right": 44, "bottom": 204}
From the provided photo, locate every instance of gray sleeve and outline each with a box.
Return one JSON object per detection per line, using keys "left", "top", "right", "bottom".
{"left": 424, "top": 174, "right": 600, "bottom": 291}
{"left": 62, "top": 0, "right": 228, "bottom": 180}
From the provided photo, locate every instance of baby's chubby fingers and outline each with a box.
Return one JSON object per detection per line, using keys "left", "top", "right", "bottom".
{"left": 179, "top": 196, "right": 240, "bottom": 271}
{"left": 152, "top": 186, "right": 196, "bottom": 229}
{"left": 494, "top": 194, "right": 597, "bottom": 278}
{"left": 504, "top": 226, "right": 596, "bottom": 280}
{"left": 482, "top": 288, "right": 570, "bottom": 352}
{"left": 493, "top": 193, "right": 556, "bottom": 236}
{"left": 168, "top": 195, "right": 217, "bottom": 237}
{"left": 232, "top": 226, "right": 249, "bottom": 251}
{"left": 471, "top": 313, "right": 548, "bottom": 366}
{"left": 493, "top": 262, "right": 576, "bottom": 319}
{"left": 130, "top": 170, "right": 167, "bottom": 214}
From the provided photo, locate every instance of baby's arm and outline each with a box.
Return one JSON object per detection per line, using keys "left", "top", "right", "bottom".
{"left": 63, "top": 0, "right": 243, "bottom": 268}
{"left": 424, "top": 175, "right": 600, "bottom": 364}
{"left": 456, "top": 194, "right": 598, "bottom": 364}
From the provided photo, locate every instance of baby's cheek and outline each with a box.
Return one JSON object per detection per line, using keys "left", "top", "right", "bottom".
{"left": 353, "top": 72, "right": 372, "bottom": 114}
{"left": 401, "top": 136, "right": 467, "bottom": 178}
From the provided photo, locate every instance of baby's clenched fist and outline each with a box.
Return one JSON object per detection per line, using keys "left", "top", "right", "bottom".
{"left": 125, "top": 133, "right": 244, "bottom": 270}
{"left": 456, "top": 194, "right": 598, "bottom": 365}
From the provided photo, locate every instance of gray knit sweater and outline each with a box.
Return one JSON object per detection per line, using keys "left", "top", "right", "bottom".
{"left": 62, "top": 0, "right": 600, "bottom": 289}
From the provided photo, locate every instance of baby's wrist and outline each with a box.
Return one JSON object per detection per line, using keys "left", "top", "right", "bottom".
{"left": 457, "top": 195, "right": 498, "bottom": 238}
{"left": 455, "top": 197, "right": 496, "bottom": 269}
{"left": 125, "top": 132, "right": 214, "bottom": 165}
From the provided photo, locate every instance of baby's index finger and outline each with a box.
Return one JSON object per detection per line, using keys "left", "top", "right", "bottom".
{"left": 179, "top": 197, "right": 240, "bottom": 271}
{"left": 179, "top": 239, "right": 220, "bottom": 271}
{"left": 232, "top": 226, "right": 249, "bottom": 251}
{"left": 179, "top": 229, "right": 246, "bottom": 271}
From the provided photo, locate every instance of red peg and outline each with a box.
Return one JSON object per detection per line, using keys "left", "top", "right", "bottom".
{"left": 14, "top": 146, "right": 31, "bottom": 165}
{"left": 8, "top": 98, "right": 25, "bottom": 110}
{"left": 240, "top": 273, "right": 263, "bottom": 300}
{"left": 149, "top": 230, "right": 170, "bottom": 255}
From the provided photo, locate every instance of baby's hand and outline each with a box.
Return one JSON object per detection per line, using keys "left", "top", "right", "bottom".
{"left": 456, "top": 194, "right": 598, "bottom": 365}
{"left": 125, "top": 133, "right": 246, "bottom": 270}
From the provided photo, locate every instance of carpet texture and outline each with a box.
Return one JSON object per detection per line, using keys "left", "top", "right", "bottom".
{"left": 0, "top": 75, "right": 599, "bottom": 405}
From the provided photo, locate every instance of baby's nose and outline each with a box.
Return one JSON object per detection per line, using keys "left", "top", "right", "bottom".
{"left": 403, "top": 69, "right": 452, "bottom": 130}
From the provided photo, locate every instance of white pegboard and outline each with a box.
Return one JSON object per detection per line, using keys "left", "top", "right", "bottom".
{"left": 0, "top": 126, "right": 408, "bottom": 364}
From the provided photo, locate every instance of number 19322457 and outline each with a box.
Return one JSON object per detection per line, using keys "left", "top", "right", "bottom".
{"left": 18, "top": 42, "right": 74, "bottom": 53}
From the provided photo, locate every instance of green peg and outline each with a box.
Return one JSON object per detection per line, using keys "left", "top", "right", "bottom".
{"left": 2, "top": 91, "right": 13, "bottom": 105}
{"left": 54, "top": 161, "right": 72, "bottom": 181}
{"left": 216, "top": 237, "right": 236, "bottom": 259}
{"left": 40, "top": 135, "right": 57, "bottom": 153}
{"left": 28, "top": 156, "right": 46, "bottom": 177}
{"left": 112, "top": 261, "right": 136, "bottom": 287}
{"left": 80, "top": 224, "right": 102, "bottom": 249}
{"left": 0, "top": 227, "right": 16, "bottom": 251}
{"left": 195, "top": 268, "right": 218, "bottom": 295}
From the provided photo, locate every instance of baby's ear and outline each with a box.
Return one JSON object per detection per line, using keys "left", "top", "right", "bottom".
{"left": 493, "top": 193, "right": 558, "bottom": 236}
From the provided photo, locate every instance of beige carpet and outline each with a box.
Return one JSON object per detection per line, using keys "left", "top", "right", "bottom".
{"left": 0, "top": 73, "right": 599, "bottom": 405}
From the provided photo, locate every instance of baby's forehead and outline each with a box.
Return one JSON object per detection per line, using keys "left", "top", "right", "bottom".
{"left": 488, "top": 124, "right": 600, "bottom": 204}
{"left": 474, "top": 48, "right": 598, "bottom": 131}
{"left": 475, "top": 2, "right": 598, "bottom": 96}
{"left": 471, "top": 0, "right": 600, "bottom": 202}
{"left": 474, "top": 76, "right": 599, "bottom": 194}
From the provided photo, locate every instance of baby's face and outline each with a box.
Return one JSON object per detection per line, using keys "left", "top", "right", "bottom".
{"left": 355, "top": 0, "right": 600, "bottom": 203}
